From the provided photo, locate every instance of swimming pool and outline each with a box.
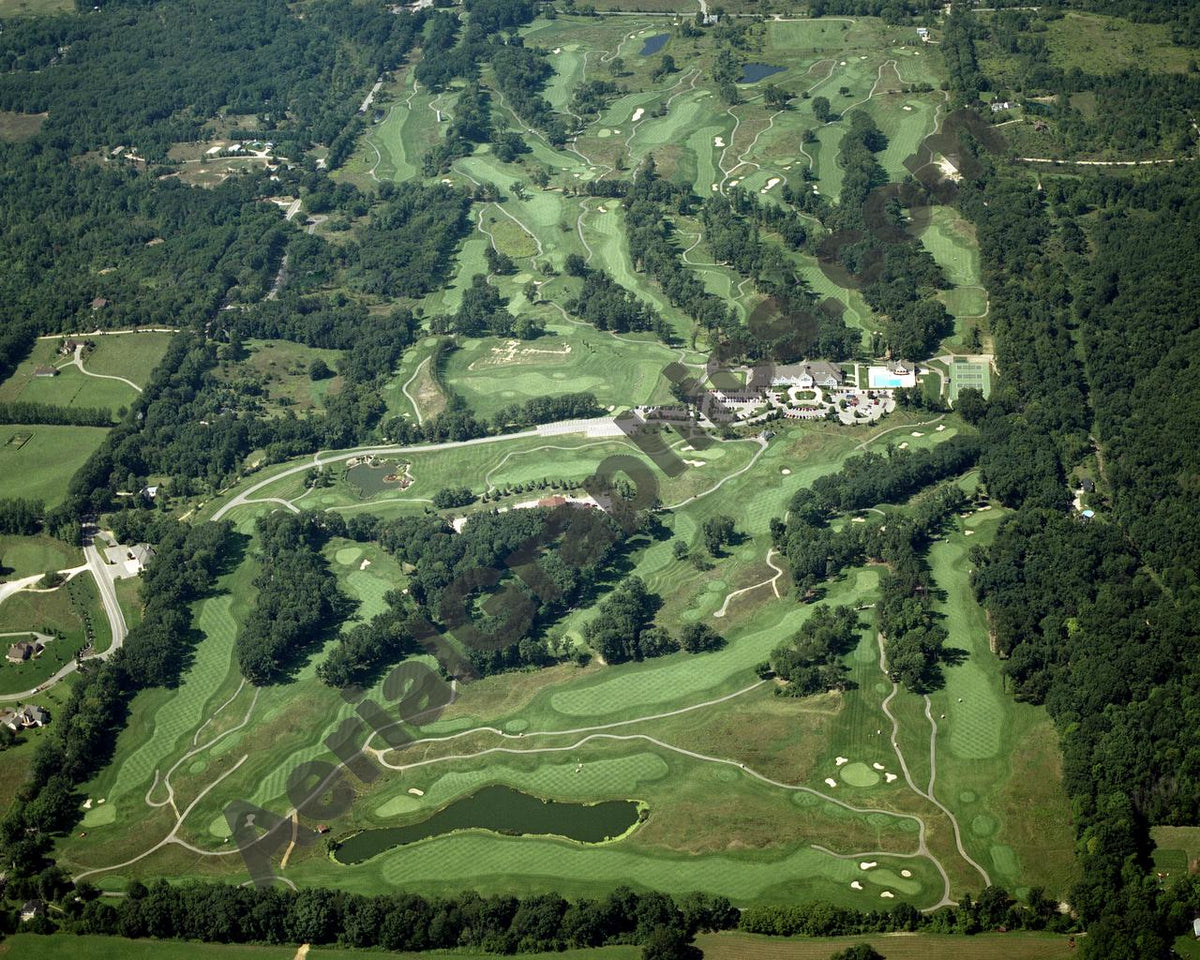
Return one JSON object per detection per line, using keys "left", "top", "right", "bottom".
{"left": 868, "top": 367, "right": 917, "bottom": 389}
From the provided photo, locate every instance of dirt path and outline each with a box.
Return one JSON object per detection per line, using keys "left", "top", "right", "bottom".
{"left": 401, "top": 356, "right": 431, "bottom": 427}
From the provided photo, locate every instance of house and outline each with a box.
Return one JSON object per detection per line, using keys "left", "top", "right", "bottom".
{"left": 1080, "top": 477, "right": 1095, "bottom": 493}
{"left": 6, "top": 641, "right": 43, "bottom": 663}
{"left": 33, "top": 365, "right": 58, "bottom": 378}
{"left": 1192, "top": 916, "right": 1200, "bottom": 939}
{"left": 59, "top": 338, "right": 80, "bottom": 356}
{"left": 20, "top": 900, "right": 44, "bottom": 922}
{"left": 21, "top": 705, "right": 49, "bottom": 727}
{"left": 91, "top": 297, "right": 109, "bottom": 310}
{"left": 916, "top": 27, "right": 930, "bottom": 41}
{"left": 140, "top": 485, "right": 160, "bottom": 500}
{"left": 990, "top": 100, "right": 1014, "bottom": 113}
{"left": 887, "top": 359, "right": 914, "bottom": 377}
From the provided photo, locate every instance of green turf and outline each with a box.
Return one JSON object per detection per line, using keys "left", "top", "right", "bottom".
{"left": 0, "top": 0, "right": 71, "bottom": 15}
{"left": 0, "top": 425, "right": 109, "bottom": 506}
{"left": 0, "top": 338, "right": 138, "bottom": 415}
{"left": 84, "top": 332, "right": 173, "bottom": 387}
{"left": 0, "top": 534, "right": 82, "bottom": 578}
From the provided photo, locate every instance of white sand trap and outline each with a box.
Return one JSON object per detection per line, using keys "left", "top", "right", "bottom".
{"left": 812, "top": 186, "right": 820, "bottom": 194}
{"left": 714, "top": 136, "right": 726, "bottom": 147}
{"left": 965, "top": 529, "right": 975, "bottom": 536}
{"left": 613, "top": 128, "right": 621, "bottom": 134}
{"left": 407, "top": 787, "right": 424, "bottom": 797}
{"left": 902, "top": 105, "right": 913, "bottom": 111}
{"left": 781, "top": 468, "right": 791, "bottom": 475}
{"left": 936, "top": 424, "right": 946, "bottom": 431}
{"left": 97, "top": 798, "right": 105, "bottom": 804}
{"left": 824, "top": 777, "right": 838, "bottom": 788}
{"left": 359, "top": 559, "right": 372, "bottom": 570}
{"left": 553, "top": 47, "right": 562, "bottom": 54}
{"left": 729, "top": 179, "right": 740, "bottom": 187}
{"left": 840, "top": 60, "right": 847, "bottom": 65}
{"left": 711, "top": 184, "right": 719, "bottom": 191}
{"left": 881, "top": 891, "right": 895, "bottom": 899}
{"left": 859, "top": 861, "right": 877, "bottom": 871}
{"left": 632, "top": 108, "right": 645, "bottom": 122}
{"left": 977, "top": 505, "right": 992, "bottom": 511}
{"left": 597, "top": 205, "right": 607, "bottom": 213}
{"left": 850, "top": 516, "right": 866, "bottom": 523}
{"left": 835, "top": 756, "right": 849, "bottom": 766}
{"left": 885, "top": 773, "right": 898, "bottom": 783}
{"left": 851, "top": 881, "right": 863, "bottom": 890}
{"left": 761, "top": 177, "right": 781, "bottom": 193}
{"left": 901, "top": 869, "right": 912, "bottom": 878}
{"left": 872, "top": 762, "right": 885, "bottom": 771}
{"left": 910, "top": 431, "right": 924, "bottom": 437}
{"left": 683, "top": 459, "right": 705, "bottom": 467}
{"left": 83, "top": 798, "right": 93, "bottom": 810}
{"left": 898, "top": 442, "right": 909, "bottom": 450}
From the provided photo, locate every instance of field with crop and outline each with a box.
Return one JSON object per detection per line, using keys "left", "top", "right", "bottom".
{"left": 0, "top": 424, "right": 109, "bottom": 505}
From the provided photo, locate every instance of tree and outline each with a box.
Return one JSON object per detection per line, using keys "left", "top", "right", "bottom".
{"left": 763, "top": 83, "right": 792, "bottom": 109}
{"left": 642, "top": 926, "right": 701, "bottom": 960}
{"left": 829, "top": 946, "right": 884, "bottom": 960}
{"left": 812, "top": 96, "right": 833, "bottom": 122}
{"left": 702, "top": 515, "right": 736, "bottom": 556}
{"left": 308, "top": 358, "right": 333, "bottom": 381}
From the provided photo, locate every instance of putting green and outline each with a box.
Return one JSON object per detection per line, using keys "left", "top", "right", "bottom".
{"left": 840, "top": 762, "right": 881, "bottom": 787}
{"left": 334, "top": 546, "right": 363, "bottom": 566}
{"left": 81, "top": 804, "right": 117, "bottom": 828}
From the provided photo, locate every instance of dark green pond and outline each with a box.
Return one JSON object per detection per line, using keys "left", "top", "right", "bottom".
{"left": 334, "top": 785, "right": 641, "bottom": 864}
{"left": 346, "top": 462, "right": 402, "bottom": 497}
{"left": 741, "top": 62, "right": 784, "bottom": 83}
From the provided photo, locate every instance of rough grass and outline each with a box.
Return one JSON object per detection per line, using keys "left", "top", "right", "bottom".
{"left": 0, "top": 425, "right": 109, "bottom": 505}
{"left": 213, "top": 339, "right": 345, "bottom": 417}
{"left": 0, "top": 109, "right": 46, "bottom": 141}
{"left": 0, "top": 0, "right": 70, "bottom": 15}
{"left": 0, "top": 533, "right": 82, "bottom": 578}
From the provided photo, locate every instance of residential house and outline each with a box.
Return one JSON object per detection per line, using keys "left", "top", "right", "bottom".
{"left": 20, "top": 900, "right": 45, "bottom": 922}
{"left": 6, "top": 640, "right": 43, "bottom": 663}
{"left": 91, "top": 297, "right": 109, "bottom": 310}
{"left": 33, "top": 365, "right": 58, "bottom": 378}
{"left": 990, "top": 100, "right": 1014, "bottom": 113}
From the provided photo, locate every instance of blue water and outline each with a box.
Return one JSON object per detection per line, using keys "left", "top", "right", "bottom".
{"left": 640, "top": 33, "right": 669, "bottom": 56}
{"left": 872, "top": 373, "right": 908, "bottom": 388}
{"left": 740, "top": 62, "right": 785, "bottom": 84}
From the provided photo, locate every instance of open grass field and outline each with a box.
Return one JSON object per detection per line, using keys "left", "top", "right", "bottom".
{"left": 83, "top": 332, "right": 173, "bottom": 387}
{"left": 0, "top": 109, "right": 46, "bottom": 141}
{"left": 0, "top": 534, "right": 82, "bottom": 579}
{"left": 695, "top": 931, "right": 1077, "bottom": 960}
{"left": 0, "top": 0, "right": 69, "bottom": 16}
{"left": 0, "top": 425, "right": 109, "bottom": 505}
{"left": 0, "top": 339, "right": 137, "bottom": 415}
{"left": 1151, "top": 824, "right": 1200, "bottom": 880}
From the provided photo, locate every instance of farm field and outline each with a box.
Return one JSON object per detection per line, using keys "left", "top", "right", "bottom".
{"left": 695, "top": 931, "right": 1077, "bottom": 959}
{"left": 0, "top": 424, "right": 109, "bottom": 505}
{"left": 0, "top": 109, "right": 46, "bottom": 141}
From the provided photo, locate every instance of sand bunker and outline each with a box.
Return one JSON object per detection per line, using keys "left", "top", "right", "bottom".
{"left": 872, "top": 762, "right": 885, "bottom": 771}
{"left": 885, "top": 773, "right": 898, "bottom": 783}
{"left": 407, "top": 787, "right": 424, "bottom": 797}
{"left": 901, "top": 869, "right": 912, "bottom": 878}
{"left": 880, "top": 891, "right": 895, "bottom": 899}
{"left": 714, "top": 136, "right": 726, "bottom": 147}
{"left": 824, "top": 777, "right": 838, "bottom": 788}
{"left": 682, "top": 459, "right": 705, "bottom": 467}
{"left": 851, "top": 516, "right": 866, "bottom": 523}
{"left": 965, "top": 529, "right": 975, "bottom": 536}
{"left": 936, "top": 424, "right": 946, "bottom": 431}
{"left": 632, "top": 108, "right": 644, "bottom": 122}
{"left": 859, "top": 861, "right": 877, "bottom": 871}
{"left": 902, "top": 105, "right": 913, "bottom": 111}
{"left": 840, "top": 60, "right": 847, "bottom": 65}
{"left": 359, "top": 559, "right": 372, "bottom": 570}
{"left": 911, "top": 432, "right": 924, "bottom": 437}
{"left": 760, "top": 177, "right": 781, "bottom": 193}
{"left": 781, "top": 468, "right": 791, "bottom": 475}
{"left": 850, "top": 881, "right": 863, "bottom": 890}
{"left": 835, "top": 756, "right": 849, "bottom": 766}
{"left": 553, "top": 47, "right": 561, "bottom": 54}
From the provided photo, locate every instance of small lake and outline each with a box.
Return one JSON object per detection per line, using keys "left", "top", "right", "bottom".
{"left": 346, "top": 462, "right": 405, "bottom": 497}
{"left": 334, "top": 785, "right": 641, "bottom": 864}
{"left": 639, "top": 33, "right": 669, "bottom": 56}
{"left": 741, "top": 62, "right": 785, "bottom": 84}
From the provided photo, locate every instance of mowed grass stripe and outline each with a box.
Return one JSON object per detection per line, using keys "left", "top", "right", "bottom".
{"left": 107, "top": 594, "right": 237, "bottom": 805}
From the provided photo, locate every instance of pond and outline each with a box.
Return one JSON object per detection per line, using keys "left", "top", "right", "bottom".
{"left": 346, "top": 461, "right": 407, "bottom": 497}
{"left": 639, "top": 33, "right": 669, "bottom": 56}
{"left": 334, "top": 785, "right": 642, "bottom": 864}
{"left": 740, "top": 62, "right": 785, "bottom": 84}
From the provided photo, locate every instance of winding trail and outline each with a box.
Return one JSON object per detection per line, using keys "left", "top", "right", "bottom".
{"left": 712, "top": 549, "right": 786, "bottom": 617}
{"left": 401, "top": 356, "right": 431, "bottom": 427}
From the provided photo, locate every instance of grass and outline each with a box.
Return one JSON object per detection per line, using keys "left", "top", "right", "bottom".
{"left": 0, "top": 934, "right": 642, "bottom": 960}
{"left": 84, "top": 332, "right": 173, "bottom": 387}
{"left": 0, "top": 574, "right": 111, "bottom": 695}
{"left": 696, "top": 931, "right": 1078, "bottom": 960}
{"left": 213, "top": 339, "right": 345, "bottom": 419}
{"left": 0, "top": 0, "right": 70, "bottom": 15}
{"left": 440, "top": 321, "right": 676, "bottom": 419}
{"left": 0, "top": 425, "right": 109, "bottom": 506}
{"left": 0, "top": 339, "right": 138, "bottom": 415}
{"left": 0, "top": 109, "right": 46, "bottom": 141}
{"left": 0, "top": 534, "right": 82, "bottom": 579}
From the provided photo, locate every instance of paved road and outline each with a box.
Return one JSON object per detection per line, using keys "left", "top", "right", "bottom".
{"left": 74, "top": 342, "right": 142, "bottom": 393}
